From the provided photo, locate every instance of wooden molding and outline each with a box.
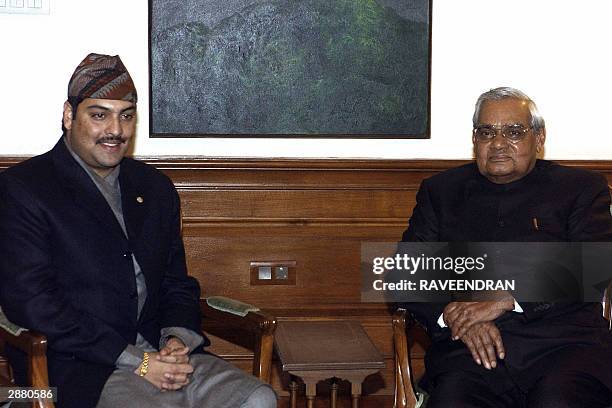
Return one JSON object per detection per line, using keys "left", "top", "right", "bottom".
{"left": 2, "top": 156, "right": 612, "bottom": 171}
{"left": 4, "top": 157, "right": 609, "bottom": 194}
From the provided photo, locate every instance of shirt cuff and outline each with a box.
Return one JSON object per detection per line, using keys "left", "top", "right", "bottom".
{"left": 437, "top": 313, "right": 447, "bottom": 328}
{"left": 160, "top": 327, "right": 205, "bottom": 352}
{"left": 115, "top": 344, "right": 144, "bottom": 371}
{"left": 512, "top": 299, "right": 523, "bottom": 313}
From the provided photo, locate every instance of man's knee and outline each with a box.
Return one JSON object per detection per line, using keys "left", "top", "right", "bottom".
{"left": 426, "top": 371, "right": 508, "bottom": 408}
{"left": 528, "top": 372, "right": 612, "bottom": 408}
{"left": 241, "top": 384, "right": 277, "bottom": 408}
{"left": 428, "top": 391, "right": 499, "bottom": 408}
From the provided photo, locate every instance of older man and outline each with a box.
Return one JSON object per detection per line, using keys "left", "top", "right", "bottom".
{"left": 402, "top": 87, "right": 612, "bottom": 407}
{"left": 0, "top": 53, "right": 276, "bottom": 408}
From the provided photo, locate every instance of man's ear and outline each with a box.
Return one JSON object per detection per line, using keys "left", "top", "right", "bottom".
{"left": 63, "top": 101, "right": 74, "bottom": 131}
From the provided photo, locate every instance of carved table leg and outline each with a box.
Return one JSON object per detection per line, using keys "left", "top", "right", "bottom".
{"left": 350, "top": 381, "right": 362, "bottom": 408}
{"left": 330, "top": 378, "right": 338, "bottom": 408}
{"left": 289, "top": 378, "right": 298, "bottom": 408}
{"left": 305, "top": 381, "right": 317, "bottom": 408}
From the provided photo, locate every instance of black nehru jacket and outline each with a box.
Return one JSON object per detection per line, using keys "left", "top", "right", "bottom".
{"left": 400, "top": 159, "right": 612, "bottom": 392}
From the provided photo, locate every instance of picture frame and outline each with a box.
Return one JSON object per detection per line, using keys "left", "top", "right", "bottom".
{"left": 149, "top": 0, "right": 432, "bottom": 138}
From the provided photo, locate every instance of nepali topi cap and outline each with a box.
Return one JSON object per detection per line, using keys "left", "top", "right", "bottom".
{"left": 67, "top": 53, "right": 137, "bottom": 105}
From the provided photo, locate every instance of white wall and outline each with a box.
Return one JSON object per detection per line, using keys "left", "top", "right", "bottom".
{"left": 1, "top": 0, "right": 610, "bottom": 159}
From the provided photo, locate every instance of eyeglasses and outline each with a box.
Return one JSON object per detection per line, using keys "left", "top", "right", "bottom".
{"left": 473, "top": 124, "right": 532, "bottom": 143}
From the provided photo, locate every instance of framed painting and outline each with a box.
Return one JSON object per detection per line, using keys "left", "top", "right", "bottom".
{"left": 149, "top": 0, "right": 431, "bottom": 138}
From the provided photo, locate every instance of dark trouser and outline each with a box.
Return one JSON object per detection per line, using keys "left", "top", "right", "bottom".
{"left": 427, "top": 368, "right": 612, "bottom": 408}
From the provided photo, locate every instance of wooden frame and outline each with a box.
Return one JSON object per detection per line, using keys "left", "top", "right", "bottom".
{"left": 0, "top": 328, "right": 53, "bottom": 408}
{"left": 392, "top": 308, "right": 418, "bottom": 408}
{"left": 201, "top": 299, "right": 277, "bottom": 382}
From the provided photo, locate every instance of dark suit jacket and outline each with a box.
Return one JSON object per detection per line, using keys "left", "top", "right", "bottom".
{"left": 400, "top": 160, "right": 612, "bottom": 391}
{"left": 0, "top": 140, "right": 209, "bottom": 407}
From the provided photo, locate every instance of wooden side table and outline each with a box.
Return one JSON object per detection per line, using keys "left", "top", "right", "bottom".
{"left": 275, "top": 321, "right": 385, "bottom": 408}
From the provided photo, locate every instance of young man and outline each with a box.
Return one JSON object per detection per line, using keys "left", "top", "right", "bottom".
{"left": 0, "top": 53, "right": 276, "bottom": 408}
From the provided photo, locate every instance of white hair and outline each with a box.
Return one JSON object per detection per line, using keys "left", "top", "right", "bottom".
{"left": 472, "top": 87, "right": 545, "bottom": 132}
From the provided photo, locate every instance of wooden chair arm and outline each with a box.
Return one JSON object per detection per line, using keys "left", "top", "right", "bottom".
{"left": 201, "top": 298, "right": 277, "bottom": 383}
{"left": 0, "top": 327, "right": 46, "bottom": 357}
{"left": 201, "top": 299, "right": 276, "bottom": 335}
{"left": 392, "top": 308, "right": 419, "bottom": 408}
{"left": 0, "top": 326, "right": 54, "bottom": 408}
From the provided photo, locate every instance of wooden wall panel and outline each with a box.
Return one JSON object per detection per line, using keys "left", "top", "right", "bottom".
{"left": 1, "top": 157, "right": 611, "bottom": 404}
{"left": 180, "top": 190, "right": 414, "bottom": 219}
{"left": 185, "top": 228, "right": 401, "bottom": 307}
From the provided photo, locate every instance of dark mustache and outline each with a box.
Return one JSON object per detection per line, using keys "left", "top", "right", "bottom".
{"left": 96, "top": 137, "right": 127, "bottom": 145}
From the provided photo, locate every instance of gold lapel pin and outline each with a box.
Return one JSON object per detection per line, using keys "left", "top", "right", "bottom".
{"left": 136, "top": 196, "right": 144, "bottom": 204}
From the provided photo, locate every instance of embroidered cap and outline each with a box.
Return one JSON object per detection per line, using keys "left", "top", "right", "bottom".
{"left": 67, "top": 53, "right": 137, "bottom": 105}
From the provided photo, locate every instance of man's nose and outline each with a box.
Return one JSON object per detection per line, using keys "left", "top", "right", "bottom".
{"left": 490, "top": 131, "right": 508, "bottom": 149}
{"left": 105, "top": 116, "right": 122, "bottom": 136}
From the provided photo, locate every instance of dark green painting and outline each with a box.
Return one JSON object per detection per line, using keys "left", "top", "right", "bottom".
{"left": 150, "top": 0, "right": 431, "bottom": 137}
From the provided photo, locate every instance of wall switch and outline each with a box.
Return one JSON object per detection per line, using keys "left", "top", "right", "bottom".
{"left": 250, "top": 261, "right": 297, "bottom": 285}
{"left": 275, "top": 266, "right": 289, "bottom": 279}
{"left": 0, "top": 0, "right": 48, "bottom": 14}
{"left": 257, "top": 266, "right": 272, "bottom": 280}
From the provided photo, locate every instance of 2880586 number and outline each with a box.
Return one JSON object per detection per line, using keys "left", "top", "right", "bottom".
{"left": 1, "top": 387, "right": 57, "bottom": 401}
